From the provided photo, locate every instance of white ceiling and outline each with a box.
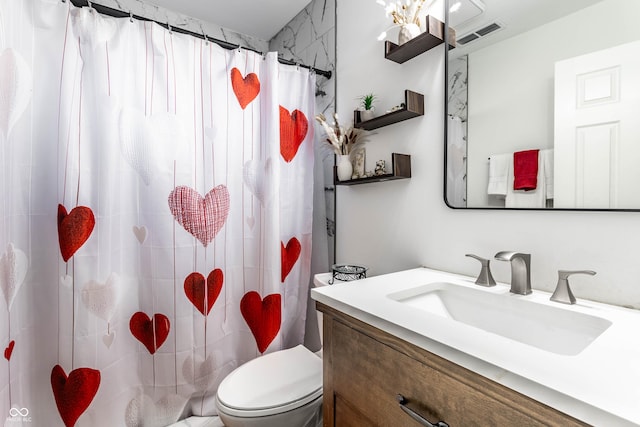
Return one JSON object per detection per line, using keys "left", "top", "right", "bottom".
{"left": 450, "top": 0, "right": 603, "bottom": 55}
{"left": 143, "top": 0, "right": 312, "bottom": 41}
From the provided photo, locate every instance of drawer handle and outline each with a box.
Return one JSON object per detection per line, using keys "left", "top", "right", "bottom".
{"left": 396, "top": 394, "right": 449, "bottom": 427}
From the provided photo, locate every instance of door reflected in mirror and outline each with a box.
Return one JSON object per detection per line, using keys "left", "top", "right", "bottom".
{"left": 445, "top": 0, "right": 640, "bottom": 210}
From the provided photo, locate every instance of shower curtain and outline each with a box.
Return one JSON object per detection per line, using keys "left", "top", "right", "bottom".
{"left": 0, "top": 1, "right": 316, "bottom": 425}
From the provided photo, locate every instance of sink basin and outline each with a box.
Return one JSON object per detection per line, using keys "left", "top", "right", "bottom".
{"left": 388, "top": 282, "right": 612, "bottom": 356}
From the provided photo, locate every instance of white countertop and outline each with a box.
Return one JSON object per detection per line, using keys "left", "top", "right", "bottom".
{"left": 311, "top": 267, "right": 640, "bottom": 426}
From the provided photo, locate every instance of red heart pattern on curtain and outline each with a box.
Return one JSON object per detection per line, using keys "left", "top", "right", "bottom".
{"left": 231, "top": 68, "right": 260, "bottom": 109}
{"left": 129, "top": 312, "right": 170, "bottom": 355}
{"left": 4, "top": 340, "right": 14, "bottom": 361}
{"left": 281, "top": 237, "right": 301, "bottom": 283}
{"left": 240, "top": 292, "right": 281, "bottom": 353}
{"left": 57, "top": 204, "right": 95, "bottom": 262}
{"left": 279, "top": 106, "right": 308, "bottom": 162}
{"left": 168, "top": 185, "right": 230, "bottom": 247}
{"left": 184, "top": 269, "right": 223, "bottom": 316}
{"left": 50, "top": 364, "right": 101, "bottom": 427}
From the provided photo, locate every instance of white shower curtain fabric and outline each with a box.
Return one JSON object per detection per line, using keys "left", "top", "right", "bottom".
{"left": 0, "top": 1, "right": 315, "bottom": 425}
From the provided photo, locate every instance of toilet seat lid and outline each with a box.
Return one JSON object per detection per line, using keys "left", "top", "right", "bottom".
{"left": 216, "top": 345, "right": 322, "bottom": 417}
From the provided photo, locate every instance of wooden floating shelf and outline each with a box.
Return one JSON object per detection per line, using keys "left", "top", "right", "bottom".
{"left": 385, "top": 16, "right": 456, "bottom": 64}
{"left": 354, "top": 90, "right": 424, "bottom": 131}
{"left": 334, "top": 153, "right": 411, "bottom": 186}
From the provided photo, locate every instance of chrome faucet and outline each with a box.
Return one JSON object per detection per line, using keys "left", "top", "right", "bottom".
{"left": 494, "top": 251, "right": 532, "bottom": 295}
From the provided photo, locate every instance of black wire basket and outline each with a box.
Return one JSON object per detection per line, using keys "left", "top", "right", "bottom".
{"left": 329, "top": 264, "right": 368, "bottom": 284}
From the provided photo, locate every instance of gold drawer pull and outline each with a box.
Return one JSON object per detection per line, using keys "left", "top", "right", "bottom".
{"left": 396, "top": 394, "right": 449, "bottom": 427}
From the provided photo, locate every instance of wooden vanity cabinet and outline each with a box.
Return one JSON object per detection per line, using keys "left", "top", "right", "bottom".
{"left": 317, "top": 302, "right": 589, "bottom": 427}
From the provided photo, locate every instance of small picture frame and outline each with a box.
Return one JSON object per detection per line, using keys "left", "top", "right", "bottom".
{"left": 352, "top": 150, "right": 365, "bottom": 178}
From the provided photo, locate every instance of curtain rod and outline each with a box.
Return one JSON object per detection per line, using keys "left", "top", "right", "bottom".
{"left": 66, "top": 0, "right": 333, "bottom": 79}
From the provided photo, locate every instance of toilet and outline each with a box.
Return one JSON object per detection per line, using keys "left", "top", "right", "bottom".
{"left": 215, "top": 276, "right": 330, "bottom": 427}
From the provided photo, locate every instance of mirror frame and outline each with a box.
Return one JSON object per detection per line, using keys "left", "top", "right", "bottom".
{"left": 442, "top": 0, "right": 640, "bottom": 212}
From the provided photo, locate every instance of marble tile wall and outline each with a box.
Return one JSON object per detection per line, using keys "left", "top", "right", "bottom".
{"left": 448, "top": 55, "right": 468, "bottom": 121}
{"left": 447, "top": 55, "right": 468, "bottom": 206}
{"left": 269, "top": 0, "right": 335, "bottom": 117}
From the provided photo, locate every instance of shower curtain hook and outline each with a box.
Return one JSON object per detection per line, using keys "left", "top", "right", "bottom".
{"left": 87, "top": 0, "right": 93, "bottom": 11}
{"left": 129, "top": 10, "right": 134, "bottom": 23}
{"left": 167, "top": 22, "right": 172, "bottom": 33}
{"left": 199, "top": 24, "right": 208, "bottom": 45}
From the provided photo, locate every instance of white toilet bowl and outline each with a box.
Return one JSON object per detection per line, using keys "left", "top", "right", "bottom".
{"left": 215, "top": 276, "right": 330, "bottom": 427}
{"left": 215, "top": 345, "right": 323, "bottom": 427}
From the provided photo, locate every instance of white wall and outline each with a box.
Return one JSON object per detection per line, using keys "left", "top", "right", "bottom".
{"left": 467, "top": 0, "right": 640, "bottom": 207}
{"left": 336, "top": 0, "right": 640, "bottom": 309}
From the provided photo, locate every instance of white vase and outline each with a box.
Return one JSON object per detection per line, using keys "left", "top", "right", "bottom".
{"left": 336, "top": 154, "right": 353, "bottom": 181}
{"left": 398, "top": 23, "right": 421, "bottom": 45}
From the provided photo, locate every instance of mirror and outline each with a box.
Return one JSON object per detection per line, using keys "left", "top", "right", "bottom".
{"left": 445, "top": 0, "right": 640, "bottom": 209}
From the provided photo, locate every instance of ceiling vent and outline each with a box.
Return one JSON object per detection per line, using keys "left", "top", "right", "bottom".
{"left": 457, "top": 22, "right": 504, "bottom": 45}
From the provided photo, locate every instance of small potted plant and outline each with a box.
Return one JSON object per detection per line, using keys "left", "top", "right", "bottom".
{"left": 358, "top": 93, "right": 377, "bottom": 121}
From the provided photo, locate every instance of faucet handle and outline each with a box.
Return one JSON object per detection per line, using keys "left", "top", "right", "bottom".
{"left": 465, "top": 254, "right": 496, "bottom": 287}
{"left": 551, "top": 270, "right": 596, "bottom": 305}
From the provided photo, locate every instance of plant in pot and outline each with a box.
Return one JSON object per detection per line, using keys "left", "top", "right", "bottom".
{"left": 358, "top": 93, "right": 377, "bottom": 122}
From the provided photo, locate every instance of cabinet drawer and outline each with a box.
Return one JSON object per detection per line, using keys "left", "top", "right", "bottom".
{"left": 330, "top": 319, "right": 584, "bottom": 427}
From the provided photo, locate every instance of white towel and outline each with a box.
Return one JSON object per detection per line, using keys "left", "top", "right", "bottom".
{"left": 541, "top": 149, "right": 554, "bottom": 199}
{"left": 487, "top": 153, "right": 510, "bottom": 196}
{"left": 506, "top": 150, "right": 547, "bottom": 208}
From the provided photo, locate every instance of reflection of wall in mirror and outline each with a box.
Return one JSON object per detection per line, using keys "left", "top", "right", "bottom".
{"left": 463, "top": 0, "right": 640, "bottom": 208}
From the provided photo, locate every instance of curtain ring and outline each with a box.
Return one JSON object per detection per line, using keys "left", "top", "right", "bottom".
{"left": 87, "top": 0, "right": 93, "bottom": 10}
{"left": 167, "top": 22, "right": 172, "bottom": 33}
{"left": 129, "top": 11, "right": 134, "bottom": 23}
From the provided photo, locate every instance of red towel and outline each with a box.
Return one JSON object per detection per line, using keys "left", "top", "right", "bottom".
{"left": 513, "top": 149, "right": 539, "bottom": 191}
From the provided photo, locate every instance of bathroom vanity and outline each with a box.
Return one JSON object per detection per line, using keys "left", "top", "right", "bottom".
{"left": 312, "top": 268, "right": 640, "bottom": 426}
{"left": 318, "top": 303, "right": 585, "bottom": 426}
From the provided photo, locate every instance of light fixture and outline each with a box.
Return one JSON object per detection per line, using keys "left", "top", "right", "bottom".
{"left": 449, "top": 0, "right": 485, "bottom": 27}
